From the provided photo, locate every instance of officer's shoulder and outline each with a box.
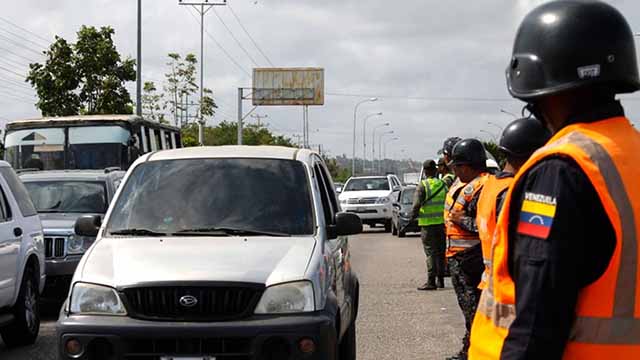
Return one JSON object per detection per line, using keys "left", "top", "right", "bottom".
{"left": 524, "top": 155, "right": 590, "bottom": 185}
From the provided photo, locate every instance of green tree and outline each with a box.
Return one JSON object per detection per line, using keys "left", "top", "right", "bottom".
{"left": 26, "top": 37, "right": 80, "bottom": 116}
{"left": 483, "top": 141, "right": 506, "bottom": 167}
{"left": 164, "top": 53, "right": 200, "bottom": 127}
{"left": 181, "top": 121, "right": 295, "bottom": 147}
{"left": 27, "top": 26, "right": 135, "bottom": 116}
{"left": 142, "top": 81, "right": 166, "bottom": 123}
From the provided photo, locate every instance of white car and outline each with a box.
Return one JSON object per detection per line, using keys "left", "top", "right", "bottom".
{"left": 0, "top": 161, "right": 45, "bottom": 348}
{"left": 338, "top": 175, "right": 403, "bottom": 232}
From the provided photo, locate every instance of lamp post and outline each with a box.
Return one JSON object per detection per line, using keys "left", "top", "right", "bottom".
{"left": 383, "top": 137, "right": 399, "bottom": 173}
{"left": 378, "top": 131, "right": 394, "bottom": 173}
{"left": 499, "top": 109, "right": 518, "bottom": 119}
{"left": 488, "top": 121, "right": 504, "bottom": 132}
{"left": 352, "top": 98, "right": 378, "bottom": 176}
{"left": 362, "top": 112, "right": 382, "bottom": 173}
{"left": 372, "top": 123, "right": 390, "bottom": 174}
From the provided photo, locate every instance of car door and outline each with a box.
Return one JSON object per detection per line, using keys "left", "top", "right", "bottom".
{"left": 313, "top": 157, "right": 352, "bottom": 333}
{"left": 0, "top": 179, "right": 20, "bottom": 307}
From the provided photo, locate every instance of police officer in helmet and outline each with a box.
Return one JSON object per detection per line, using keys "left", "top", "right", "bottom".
{"left": 469, "top": 1, "right": 640, "bottom": 359}
{"left": 445, "top": 138, "right": 489, "bottom": 360}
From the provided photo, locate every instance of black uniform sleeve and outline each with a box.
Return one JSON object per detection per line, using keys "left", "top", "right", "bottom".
{"left": 500, "top": 157, "right": 616, "bottom": 360}
{"left": 409, "top": 183, "right": 426, "bottom": 220}
{"left": 451, "top": 189, "right": 481, "bottom": 234}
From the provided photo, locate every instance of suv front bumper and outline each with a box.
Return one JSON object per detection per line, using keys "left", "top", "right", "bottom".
{"left": 57, "top": 310, "right": 338, "bottom": 360}
{"left": 341, "top": 203, "right": 392, "bottom": 220}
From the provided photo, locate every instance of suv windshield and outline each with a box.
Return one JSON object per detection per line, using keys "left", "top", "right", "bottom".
{"left": 344, "top": 177, "right": 389, "bottom": 192}
{"left": 106, "top": 158, "right": 314, "bottom": 236}
{"left": 23, "top": 181, "right": 107, "bottom": 213}
{"left": 400, "top": 188, "right": 416, "bottom": 205}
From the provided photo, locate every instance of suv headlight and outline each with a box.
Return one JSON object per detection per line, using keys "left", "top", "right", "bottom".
{"left": 376, "top": 197, "right": 390, "bottom": 204}
{"left": 340, "top": 198, "right": 347, "bottom": 204}
{"left": 67, "top": 235, "right": 95, "bottom": 255}
{"left": 70, "top": 283, "right": 127, "bottom": 316}
{"left": 255, "top": 281, "right": 315, "bottom": 314}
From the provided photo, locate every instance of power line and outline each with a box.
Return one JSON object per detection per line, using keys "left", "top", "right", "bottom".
{"left": 0, "top": 32, "right": 45, "bottom": 56}
{"left": 185, "top": 7, "right": 251, "bottom": 78}
{"left": 0, "top": 26, "right": 49, "bottom": 50}
{"left": 0, "top": 75, "right": 32, "bottom": 90}
{"left": 0, "top": 88, "right": 36, "bottom": 104}
{"left": 0, "top": 64, "right": 27, "bottom": 79}
{"left": 0, "top": 17, "right": 51, "bottom": 45}
{"left": 325, "top": 91, "right": 518, "bottom": 102}
{"left": 0, "top": 83, "right": 36, "bottom": 98}
{"left": 0, "top": 56, "right": 30, "bottom": 72}
{"left": 227, "top": 4, "right": 274, "bottom": 67}
{"left": 210, "top": 7, "right": 260, "bottom": 67}
{"left": 0, "top": 46, "right": 38, "bottom": 64}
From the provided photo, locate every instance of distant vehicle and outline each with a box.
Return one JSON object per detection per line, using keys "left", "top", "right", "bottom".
{"left": 4, "top": 115, "right": 181, "bottom": 171}
{"left": 0, "top": 161, "right": 45, "bottom": 348}
{"left": 19, "top": 169, "right": 125, "bottom": 300}
{"left": 403, "top": 172, "right": 420, "bottom": 185}
{"left": 391, "top": 186, "right": 420, "bottom": 237}
{"left": 339, "top": 174, "right": 403, "bottom": 232}
{"left": 58, "top": 146, "right": 361, "bottom": 360}
{"left": 335, "top": 182, "right": 344, "bottom": 193}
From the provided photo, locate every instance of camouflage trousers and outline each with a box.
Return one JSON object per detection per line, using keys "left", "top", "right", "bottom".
{"left": 448, "top": 253, "right": 481, "bottom": 356}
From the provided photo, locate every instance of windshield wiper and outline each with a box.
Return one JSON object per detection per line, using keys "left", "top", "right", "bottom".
{"left": 175, "top": 226, "right": 290, "bottom": 237}
{"left": 109, "top": 228, "right": 168, "bottom": 236}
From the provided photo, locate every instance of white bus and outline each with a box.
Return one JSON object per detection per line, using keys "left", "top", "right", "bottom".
{"left": 4, "top": 115, "right": 181, "bottom": 170}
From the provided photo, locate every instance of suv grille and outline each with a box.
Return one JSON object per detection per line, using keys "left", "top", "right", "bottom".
{"left": 124, "top": 337, "right": 251, "bottom": 359}
{"left": 44, "top": 237, "right": 66, "bottom": 259}
{"left": 347, "top": 197, "right": 378, "bottom": 204}
{"left": 121, "top": 285, "right": 264, "bottom": 322}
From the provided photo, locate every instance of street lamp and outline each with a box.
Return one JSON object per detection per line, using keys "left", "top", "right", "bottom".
{"left": 499, "top": 109, "right": 517, "bottom": 119}
{"left": 480, "top": 130, "right": 497, "bottom": 142}
{"left": 378, "top": 131, "right": 394, "bottom": 173}
{"left": 362, "top": 112, "right": 382, "bottom": 173}
{"left": 352, "top": 98, "right": 378, "bottom": 176}
{"left": 488, "top": 121, "right": 504, "bottom": 132}
{"left": 372, "top": 123, "right": 390, "bottom": 174}
{"left": 382, "top": 137, "right": 399, "bottom": 174}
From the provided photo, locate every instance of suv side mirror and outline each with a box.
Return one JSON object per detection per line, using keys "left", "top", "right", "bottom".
{"left": 75, "top": 215, "right": 102, "bottom": 237}
{"left": 334, "top": 212, "right": 362, "bottom": 237}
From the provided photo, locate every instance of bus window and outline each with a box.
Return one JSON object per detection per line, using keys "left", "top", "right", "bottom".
{"left": 4, "top": 128, "right": 65, "bottom": 170}
{"left": 68, "top": 126, "right": 129, "bottom": 169}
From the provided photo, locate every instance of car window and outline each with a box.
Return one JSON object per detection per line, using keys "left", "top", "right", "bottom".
{"left": 314, "top": 165, "right": 334, "bottom": 226}
{"left": 107, "top": 158, "right": 314, "bottom": 236}
{"left": 401, "top": 188, "right": 416, "bottom": 205}
{"left": 0, "top": 167, "right": 37, "bottom": 217}
{"left": 23, "top": 181, "right": 107, "bottom": 214}
{"left": 0, "top": 185, "right": 11, "bottom": 221}
{"left": 318, "top": 162, "right": 339, "bottom": 212}
{"left": 344, "top": 177, "right": 390, "bottom": 191}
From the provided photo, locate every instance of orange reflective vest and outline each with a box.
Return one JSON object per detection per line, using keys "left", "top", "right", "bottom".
{"left": 469, "top": 117, "right": 640, "bottom": 360}
{"left": 476, "top": 175, "right": 513, "bottom": 290}
{"left": 445, "top": 174, "right": 489, "bottom": 258}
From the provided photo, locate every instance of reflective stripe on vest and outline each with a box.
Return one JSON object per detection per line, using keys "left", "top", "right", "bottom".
{"left": 469, "top": 117, "right": 640, "bottom": 360}
{"left": 418, "top": 178, "right": 446, "bottom": 226}
{"left": 476, "top": 175, "right": 513, "bottom": 290}
{"left": 446, "top": 174, "right": 488, "bottom": 257}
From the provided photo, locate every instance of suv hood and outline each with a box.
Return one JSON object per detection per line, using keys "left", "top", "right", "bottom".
{"left": 39, "top": 213, "right": 101, "bottom": 234}
{"left": 339, "top": 190, "right": 391, "bottom": 200}
{"left": 78, "top": 236, "right": 316, "bottom": 288}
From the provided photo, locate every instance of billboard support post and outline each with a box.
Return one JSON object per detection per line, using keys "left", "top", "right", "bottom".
{"left": 237, "top": 87, "right": 243, "bottom": 145}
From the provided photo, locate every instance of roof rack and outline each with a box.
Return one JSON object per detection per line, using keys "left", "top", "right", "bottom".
{"left": 104, "top": 167, "right": 121, "bottom": 174}
{"left": 16, "top": 168, "right": 41, "bottom": 174}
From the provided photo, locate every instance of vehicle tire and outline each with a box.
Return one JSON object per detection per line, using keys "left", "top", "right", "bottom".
{"left": 391, "top": 222, "right": 398, "bottom": 236}
{"left": 0, "top": 265, "right": 40, "bottom": 348}
{"left": 339, "top": 320, "right": 357, "bottom": 360}
{"left": 398, "top": 230, "right": 406, "bottom": 238}
{"left": 384, "top": 220, "right": 392, "bottom": 233}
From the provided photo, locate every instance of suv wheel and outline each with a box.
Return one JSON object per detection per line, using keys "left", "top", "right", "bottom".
{"left": 398, "top": 228, "right": 406, "bottom": 238}
{"left": 1, "top": 266, "right": 40, "bottom": 348}
{"left": 339, "top": 320, "right": 357, "bottom": 360}
{"left": 384, "top": 220, "right": 392, "bottom": 233}
{"left": 391, "top": 222, "right": 398, "bottom": 236}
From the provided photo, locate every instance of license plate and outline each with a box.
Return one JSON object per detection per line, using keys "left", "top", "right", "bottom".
{"left": 356, "top": 207, "right": 366, "bottom": 212}
{"left": 161, "top": 357, "right": 215, "bottom": 360}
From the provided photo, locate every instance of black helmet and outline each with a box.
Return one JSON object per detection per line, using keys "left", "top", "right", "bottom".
{"left": 507, "top": 0, "right": 640, "bottom": 100}
{"left": 423, "top": 159, "right": 436, "bottom": 170}
{"left": 499, "top": 117, "right": 551, "bottom": 158}
{"left": 442, "top": 137, "right": 462, "bottom": 156}
{"left": 449, "top": 139, "right": 487, "bottom": 168}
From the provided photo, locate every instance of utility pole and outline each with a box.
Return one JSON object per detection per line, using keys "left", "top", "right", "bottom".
{"left": 178, "top": 0, "right": 227, "bottom": 145}
{"left": 251, "top": 113, "right": 268, "bottom": 126}
{"left": 136, "top": 0, "right": 142, "bottom": 117}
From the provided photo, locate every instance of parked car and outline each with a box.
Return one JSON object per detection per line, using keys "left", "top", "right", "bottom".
{"left": 338, "top": 174, "right": 403, "bottom": 232}
{"left": 19, "top": 169, "right": 125, "bottom": 300}
{"left": 57, "top": 146, "right": 361, "bottom": 360}
{"left": 391, "top": 186, "right": 420, "bottom": 237}
{"left": 0, "top": 161, "right": 45, "bottom": 348}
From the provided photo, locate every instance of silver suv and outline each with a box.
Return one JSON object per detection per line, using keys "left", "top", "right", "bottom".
{"left": 58, "top": 146, "right": 362, "bottom": 360}
{"left": 19, "top": 169, "right": 125, "bottom": 299}
{"left": 0, "top": 161, "right": 45, "bottom": 348}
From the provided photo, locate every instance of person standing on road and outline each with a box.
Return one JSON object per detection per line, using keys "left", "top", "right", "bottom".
{"left": 438, "top": 157, "right": 456, "bottom": 188}
{"left": 469, "top": 1, "right": 640, "bottom": 359}
{"left": 410, "top": 160, "right": 447, "bottom": 291}
{"left": 445, "top": 138, "right": 489, "bottom": 360}
{"left": 475, "top": 117, "right": 550, "bottom": 291}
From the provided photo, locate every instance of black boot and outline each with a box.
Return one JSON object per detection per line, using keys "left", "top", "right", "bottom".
{"left": 418, "top": 278, "right": 437, "bottom": 291}
{"left": 437, "top": 277, "right": 445, "bottom": 288}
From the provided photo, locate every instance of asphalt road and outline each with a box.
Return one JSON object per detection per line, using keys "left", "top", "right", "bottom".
{"left": 0, "top": 228, "right": 465, "bottom": 360}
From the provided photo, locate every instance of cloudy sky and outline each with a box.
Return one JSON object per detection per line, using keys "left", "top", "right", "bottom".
{"left": 1, "top": 0, "right": 640, "bottom": 161}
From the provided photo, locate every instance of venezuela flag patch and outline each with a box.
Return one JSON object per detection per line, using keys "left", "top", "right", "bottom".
{"left": 517, "top": 192, "right": 557, "bottom": 240}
